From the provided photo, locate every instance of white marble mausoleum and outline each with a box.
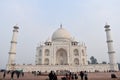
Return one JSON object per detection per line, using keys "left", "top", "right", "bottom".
{"left": 36, "top": 25, "right": 88, "bottom": 66}
{"left": 6, "top": 24, "right": 119, "bottom": 72}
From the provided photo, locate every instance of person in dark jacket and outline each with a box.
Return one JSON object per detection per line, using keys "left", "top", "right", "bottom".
{"left": 16, "top": 71, "right": 20, "bottom": 79}
{"left": 53, "top": 73, "right": 57, "bottom": 80}
{"left": 3, "top": 71, "right": 6, "bottom": 79}
{"left": 75, "top": 73, "right": 78, "bottom": 80}
{"left": 80, "top": 71, "right": 84, "bottom": 80}
{"left": 11, "top": 71, "right": 14, "bottom": 79}
{"left": 48, "top": 71, "right": 54, "bottom": 80}
{"left": 111, "top": 73, "right": 117, "bottom": 78}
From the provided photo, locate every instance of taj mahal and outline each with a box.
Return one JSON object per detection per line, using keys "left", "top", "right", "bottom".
{"left": 6, "top": 24, "right": 119, "bottom": 72}
{"left": 36, "top": 25, "right": 88, "bottom": 66}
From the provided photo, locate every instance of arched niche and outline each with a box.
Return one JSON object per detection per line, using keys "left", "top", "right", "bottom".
{"left": 74, "top": 49, "right": 79, "bottom": 56}
{"left": 74, "top": 58, "right": 79, "bottom": 65}
{"left": 56, "top": 48, "right": 68, "bottom": 65}
{"left": 45, "top": 49, "right": 50, "bottom": 56}
{"left": 44, "top": 58, "right": 49, "bottom": 65}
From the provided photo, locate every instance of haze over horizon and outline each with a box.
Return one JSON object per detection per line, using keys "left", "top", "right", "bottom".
{"left": 0, "top": 0, "right": 120, "bottom": 69}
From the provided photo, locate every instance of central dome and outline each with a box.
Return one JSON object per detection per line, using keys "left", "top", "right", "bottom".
{"left": 52, "top": 25, "right": 72, "bottom": 41}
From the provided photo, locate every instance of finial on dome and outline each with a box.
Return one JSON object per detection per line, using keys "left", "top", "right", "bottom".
{"left": 104, "top": 22, "right": 110, "bottom": 28}
{"left": 14, "top": 24, "right": 19, "bottom": 29}
{"left": 60, "top": 24, "right": 62, "bottom": 28}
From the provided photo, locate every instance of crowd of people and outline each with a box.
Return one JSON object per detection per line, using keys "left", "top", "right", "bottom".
{"left": 48, "top": 70, "right": 88, "bottom": 80}
{"left": 1, "top": 70, "right": 24, "bottom": 79}
{"left": 1, "top": 70, "right": 88, "bottom": 80}
{"left": 1, "top": 69, "right": 119, "bottom": 80}
{"left": 48, "top": 71, "right": 58, "bottom": 80}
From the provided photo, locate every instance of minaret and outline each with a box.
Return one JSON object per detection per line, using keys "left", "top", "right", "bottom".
{"left": 104, "top": 24, "right": 116, "bottom": 70}
{"left": 8, "top": 25, "right": 19, "bottom": 66}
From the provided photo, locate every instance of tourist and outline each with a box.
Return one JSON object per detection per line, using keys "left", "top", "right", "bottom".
{"left": 71, "top": 74, "right": 74, "bottom": 80}
{"left": 11, "top": 71, "right": 14, "bottom": 79}
{"left": 84, "top": 71, "right": 88, "bottom": 80}
{"left": 69, "top": 72, "right": 72, "bottom": 80}
{"left": 48, "top": 71, "right": 54, "bottom": 80}
{"left": 80, "top": 71, "right": 84, "bottom": 80}
{"left": 75, "top": 73, "right": 78, "bottom": 80}
{"left": 16, "top": 71, "right": 20, "bottom": 79}
{"left": 65, "top": 73, "right": 69, "bottom": 80}
{"left": 3, "top": 71, "right": 6, "bottom": 79}
{"left": 53, "top": 72, "right": 58, "bottom": 80}
{"left": 111, "top": 73, "right": 117, "bottom": 78}
{"left": 22, "top": 72, "right": 24, "bottom": 77}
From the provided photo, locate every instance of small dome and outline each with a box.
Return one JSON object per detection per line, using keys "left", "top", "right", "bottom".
{"left": 52, "top": 26, "right": 71, "bottom": 41}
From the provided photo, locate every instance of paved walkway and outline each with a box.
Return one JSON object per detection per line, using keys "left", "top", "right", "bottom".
{"left": 0, "top": 72, "right": 120, "bottom": 80}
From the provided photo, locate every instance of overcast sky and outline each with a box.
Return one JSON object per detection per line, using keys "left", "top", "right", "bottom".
{"left": 0, "top": 0, "right": 120, "bottom": 68}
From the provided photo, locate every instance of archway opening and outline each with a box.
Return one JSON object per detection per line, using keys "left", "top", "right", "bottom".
{"left": 56, "top": 48, "right": 68, "bottom": 65}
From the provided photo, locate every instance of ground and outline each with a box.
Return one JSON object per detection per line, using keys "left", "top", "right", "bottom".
{"left": 0, "top": 71, "right": 120, "bottom": 80}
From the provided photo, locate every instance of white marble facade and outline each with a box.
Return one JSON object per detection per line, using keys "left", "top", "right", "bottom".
{"left": 35, "top": 26, "right": 88, "bottom": 66}
{"left": 7, "top": 25, "right": 119, "bottom": 72}
{"left": 7, "top": 63, "right": 119, "bottom": 72}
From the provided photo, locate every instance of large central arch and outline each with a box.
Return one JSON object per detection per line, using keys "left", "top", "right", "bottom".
{"left": 56, "top": 48, "right": 68, "bottom": 65}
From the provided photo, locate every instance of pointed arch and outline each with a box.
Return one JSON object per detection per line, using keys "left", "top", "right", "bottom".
{"left": 45, "top": 49, "right": 50, "bottom": 56}
{"left": 74, "top": 49, "right": 79, "bottom": 56}
{"left": 74, "top": 58, "right": 79, "bottom": 65}
{"left": 44, "top": 58, "right": 49, "bottom": 65}
{"left": 56, "top": 48, "right": 68, "bottom": 65}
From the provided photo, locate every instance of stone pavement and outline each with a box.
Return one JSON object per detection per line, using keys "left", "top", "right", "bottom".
{"left": 0, "top": 72, "right": 120, "bottom": 80}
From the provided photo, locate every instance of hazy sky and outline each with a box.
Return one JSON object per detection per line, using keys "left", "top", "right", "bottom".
{"left": 0, "top": 0, "right": 120, "bottom": 68}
